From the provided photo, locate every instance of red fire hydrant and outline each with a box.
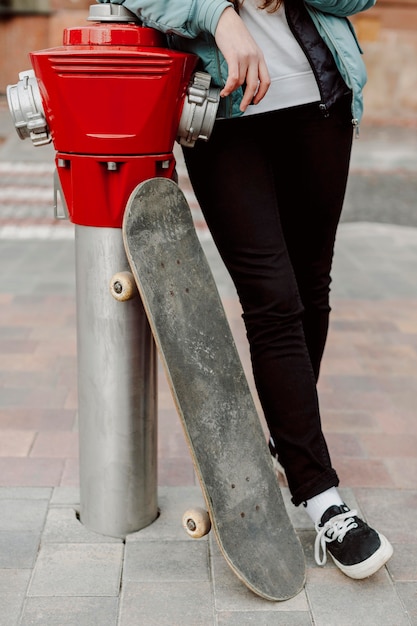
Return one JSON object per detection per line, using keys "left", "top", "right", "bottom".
{"left": 7, "top": 4, "right": 219, "bottom": 538}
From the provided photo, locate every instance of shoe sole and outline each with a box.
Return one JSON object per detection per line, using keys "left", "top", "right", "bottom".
{"left": 330, "top": 533, "right": 393, "bottom": 580}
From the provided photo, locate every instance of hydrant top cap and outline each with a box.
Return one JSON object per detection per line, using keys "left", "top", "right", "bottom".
{"left": 63, "top": 23, "right": 166, "bottom": 47}
{"left": 63, "top": 3, "right": 165, "bottom": 47}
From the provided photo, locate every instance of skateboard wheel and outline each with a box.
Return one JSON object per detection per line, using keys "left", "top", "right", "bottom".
{"left": 110, "top": 271, "right": 137, "bottom": 301}
{"left": 182, "top": 507, "right": 211, "bottom": 539}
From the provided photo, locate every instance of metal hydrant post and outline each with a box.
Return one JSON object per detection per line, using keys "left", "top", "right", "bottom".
{"left": 7, "top": 4, "right": 219, "bottom": 538}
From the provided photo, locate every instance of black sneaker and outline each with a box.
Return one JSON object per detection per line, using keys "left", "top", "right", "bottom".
{"left": 314, "top": 504, "right": 393, "bottom": 579}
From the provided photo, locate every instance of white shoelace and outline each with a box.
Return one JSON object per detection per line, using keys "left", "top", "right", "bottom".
{"left": 314, "top": 509, "right": 359, "bottom": 566}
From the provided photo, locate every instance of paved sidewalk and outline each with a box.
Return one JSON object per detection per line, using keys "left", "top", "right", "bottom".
{"left": 0, "top": 95, "right": 417, "bottom": 624}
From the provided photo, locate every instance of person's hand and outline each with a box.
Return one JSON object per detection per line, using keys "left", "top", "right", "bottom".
{"left": 215, "top": 6, "right": 270, "bottom": 112}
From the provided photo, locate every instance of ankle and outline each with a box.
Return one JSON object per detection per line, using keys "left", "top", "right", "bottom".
{"left": 303, "top": 487, "right": 344, "bottom": 525}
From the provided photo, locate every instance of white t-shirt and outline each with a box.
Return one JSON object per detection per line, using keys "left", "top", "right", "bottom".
{"left": 240, "top": 0, "right": 320, "bottom": 115}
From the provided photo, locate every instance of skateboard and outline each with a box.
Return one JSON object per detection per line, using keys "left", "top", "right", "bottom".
{"left": 118, "top": 177, "right": 305, "bottom": 601}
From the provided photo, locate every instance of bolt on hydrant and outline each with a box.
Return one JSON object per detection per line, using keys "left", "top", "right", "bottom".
{"left": 7, "top": 3, "right": 219, "bottom": 538}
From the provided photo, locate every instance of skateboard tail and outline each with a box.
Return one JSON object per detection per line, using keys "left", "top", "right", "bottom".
{"left": 169, "top": 384, "right": 306, "bottom": 601}
{"left": 219, "top": 537, "right": 306, "bottom": 601}
{"left": 202, "top": 482, "right": 306, "bottom": 601}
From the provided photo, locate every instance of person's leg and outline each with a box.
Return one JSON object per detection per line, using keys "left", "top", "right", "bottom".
{"left": 182, "top": 106, "right": 338, "bottom": 506}
{"left": 273, "top": 95, "right": 353, "bottom": 381}
{"left": 183, "top": 102, "right": 393, "bottom": 579}
{"left": 258, "top": 95, "right": 353, "bottom": 511}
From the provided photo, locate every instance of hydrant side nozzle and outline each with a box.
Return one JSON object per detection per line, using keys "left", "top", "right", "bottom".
{"left": 177, "top": 72, "right": 220, "bottom": 148}
{"left": 6, "top": 69, "right": 51, "bottom": 147}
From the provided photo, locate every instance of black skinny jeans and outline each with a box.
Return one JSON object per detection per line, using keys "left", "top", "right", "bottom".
{"left": 182, "top": 96, "right": 353, "bottom": 505}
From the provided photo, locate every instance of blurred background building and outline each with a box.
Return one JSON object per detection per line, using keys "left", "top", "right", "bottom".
{"left": 352, "top": 0, "right": 417, "bottom": 124}
{"left": 1, "top": 0, "right": 417, "bottom": 124}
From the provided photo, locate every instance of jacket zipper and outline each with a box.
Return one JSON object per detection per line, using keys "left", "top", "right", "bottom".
{"left": 307, "top": 7, "right": 360, "bottom": 135}
{"left": 284, "top": 3, "right": 328, "bottom": 118}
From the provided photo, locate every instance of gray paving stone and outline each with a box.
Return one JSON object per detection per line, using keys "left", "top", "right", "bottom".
{"left": 20, "top": 596, "right": 119, "bottom": 626}
{"left": 298, "top": 531, "right": 319, "bottom": 570}
{"left": 0, "top": 488, "right": 52, "bottom": 500}
{"left": 0, "top": 498, "right": 49, "bottom": 533}
{"left": 50, "top": 486, "right": 80, "bottom": 506}
{"left": 0, "top": 568, "right": 32, "bottom": 594}
{"left": 119, "top": 580, "right": 215, "bottom": 626}
{"left": 0, "top": 532, "right": 40, "bottom": 568}
{"left": 306, "top": 567, "right": 410, "bottom": 626}
{"left": 356, "top": 489, "right": 417, "bottom": 543}
{"left": 386, "top": 543, "right": 417, "bottom": 582}
{"left": 0, "top": 569, "right": 32, "bottom": 626}
{"left": 28, "top": 543, "right": 123, "bottom": 597}
{"left": 124, "top": 540, "right": 210, "bottom": 583}
{"left": 42, "top": 507, "right": 122, "bottom": 544}
{"left": 396, "top": 582, "right": 417, "bottom": 624}
{"left": 216, "top": 611, "right": 313, "bottom": 625}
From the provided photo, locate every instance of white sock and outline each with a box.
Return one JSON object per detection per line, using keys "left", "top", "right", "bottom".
{"left": 303, "top": 487, "right": 344, "bottom": 525}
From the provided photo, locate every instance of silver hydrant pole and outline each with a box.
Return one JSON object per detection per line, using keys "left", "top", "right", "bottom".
{"left": 75, "top": 226, "right": 158, "bottom": 538}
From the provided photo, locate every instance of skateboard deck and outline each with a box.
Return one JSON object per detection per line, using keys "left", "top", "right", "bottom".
{"left": 122, "top": 177, "right": 305, "bottom": 601}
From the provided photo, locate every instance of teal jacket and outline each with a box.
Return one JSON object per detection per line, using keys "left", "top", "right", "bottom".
{"left": 98, "top": 0, "right": 376, "bottom": 123}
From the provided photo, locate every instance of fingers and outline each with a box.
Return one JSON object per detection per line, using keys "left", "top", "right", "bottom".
{"left": 219, "top": 52, "right": 271, "bottom": 112}
{"left": 219, "top": 58, "right": 248, "bottom": 99}
{"left": 251, "top": 58, "right": 270, "bottom": 106}
{"left": 239, "top": 58, "right": 271, "bottom": 111}
{"left": 215, "top": 8, "right": 271, "bottom": 112}
{"left": 222, "top": 59, "right": 270, "bottom": 112}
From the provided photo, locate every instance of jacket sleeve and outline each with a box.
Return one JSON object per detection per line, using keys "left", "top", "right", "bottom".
{"left": 304, "top": 0, "right": 376, "bottom": 17}
{"left": 96, "top": 0, "right": 233, "bottom": 38}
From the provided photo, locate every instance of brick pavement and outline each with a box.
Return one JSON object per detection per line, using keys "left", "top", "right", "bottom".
{"left": 0, "top": 94, "right": 416, "bottom": 624}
